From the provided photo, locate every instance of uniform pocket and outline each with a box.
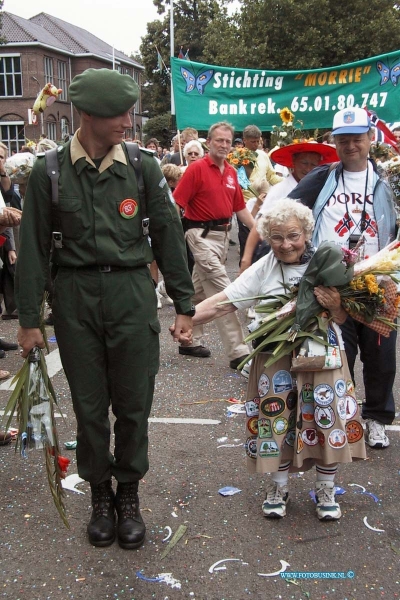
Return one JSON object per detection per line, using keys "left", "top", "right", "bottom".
{"left": 57, "top": 196, "right": 86, "bottom": 239}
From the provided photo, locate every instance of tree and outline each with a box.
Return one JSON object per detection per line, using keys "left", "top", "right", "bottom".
{"left": 0, "top": 1, "right": 7, "bottom": 45}
{"left": 143, "top": 113, "right": 174, "bottom": 147}
{"left": 139, "top": 0, "right": 229, "bottom": 117}
{"left": 203, "top": 0, "right": 400, "bottom": 70}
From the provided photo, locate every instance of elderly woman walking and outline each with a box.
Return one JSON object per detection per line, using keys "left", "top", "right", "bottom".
{"left": 175, "top": 199, "right": 366, "bottom": 521}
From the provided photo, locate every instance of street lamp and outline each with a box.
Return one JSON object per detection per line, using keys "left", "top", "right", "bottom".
{"left": 31, "top": 76, "right": 45, "bottom": 136}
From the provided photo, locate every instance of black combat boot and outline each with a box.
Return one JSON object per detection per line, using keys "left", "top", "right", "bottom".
{"left": 87, "top": 480, "right": 116, "bottom": 547}
{"left": 115, "top": 482, "right": 146, "bottom": 549}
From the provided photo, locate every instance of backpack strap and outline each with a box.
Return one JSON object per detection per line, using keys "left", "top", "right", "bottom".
{"left": 125, "top": 142, "right": 149, "bottom": 236}
{"left": 44, "top": 148, "right": 63, "bottom": 247}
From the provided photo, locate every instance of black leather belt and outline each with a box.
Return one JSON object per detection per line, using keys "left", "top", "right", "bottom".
{"left": 69, "top": 265, "right": 137, "bottom": 273}
{"left": 183, "top": 218, "right": 232, "bottom": 238}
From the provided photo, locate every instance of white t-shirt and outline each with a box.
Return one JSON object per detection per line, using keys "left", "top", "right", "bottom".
{"left": 315, "top": 162, "right": 379, "bottom": 256}
{"left": 225, "top": 252, "right": 308, "bottom": 311}
{"left": 258, "top": 173, "right": 298, "bottom": 216}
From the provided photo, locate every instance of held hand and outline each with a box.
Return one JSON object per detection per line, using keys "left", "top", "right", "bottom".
{"left": 17, "top": 327, "right": 45, "bottom": 358}
{"left": 0, "top": 207, "right": 22, "bottom": 227}
{"left": 170, "top": 315, "right": 193, "bottom": 345}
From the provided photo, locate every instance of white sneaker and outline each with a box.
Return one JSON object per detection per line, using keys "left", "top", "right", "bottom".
{"left": 157, "top": 281, "right": 174, "bottom": 305}
{"left": 156, "top": 290, "right": 162, "bottom": 309}
{"left": 262, "top": 482, "right": 289, "bottom": 518}
{"left": 240, "top": 359, "right": 252, "bottom": 380}
{"left": 315, "top": 481, "right": 341, "bottom": 520}
{"left": 246, "top": 307, "right": 256, "bottom": 319}
{"left": 364, "top": 419, "right": 390, "bottom": 448}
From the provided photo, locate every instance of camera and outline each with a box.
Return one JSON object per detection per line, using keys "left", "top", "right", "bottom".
{"left": 52, "top": 231, "right": 63, "bottom": 248}
{"left": 348, "top": 234, "right": 360, "bottom": 250}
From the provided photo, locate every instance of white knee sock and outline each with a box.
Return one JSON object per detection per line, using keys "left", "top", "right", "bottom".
{"left": 316, "top": 464, "right": 338, "bottom": 483}
{"left": 271, "top": 461, "right": 290, "bottom": 486}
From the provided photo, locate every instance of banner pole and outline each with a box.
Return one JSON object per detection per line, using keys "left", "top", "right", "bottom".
{"left": 170, "top": 0, "right": 175, "bottom": 116}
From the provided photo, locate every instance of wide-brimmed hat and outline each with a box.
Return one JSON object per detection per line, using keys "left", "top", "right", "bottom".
{"left": 270, "top": 141, "right": 338, "bottom": 168}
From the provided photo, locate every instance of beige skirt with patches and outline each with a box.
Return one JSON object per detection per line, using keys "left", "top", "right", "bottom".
{"left": 244, "top": 349, "right": 367, "bottom": 474}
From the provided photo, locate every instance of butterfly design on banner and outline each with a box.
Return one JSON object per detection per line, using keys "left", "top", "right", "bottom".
{"left": 376, "top": 60, "right": 400, "bottom": 86}
{"left": 180, "top": 66, "right": 214, "bottom": 95}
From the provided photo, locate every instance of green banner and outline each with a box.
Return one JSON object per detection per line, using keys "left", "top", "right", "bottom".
{"left": 171, "top": 50, "right": 400, "bottom": 132}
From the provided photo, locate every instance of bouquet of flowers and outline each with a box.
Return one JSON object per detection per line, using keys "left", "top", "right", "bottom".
{"left": 2, "top": 296, "right": 70, "bottom": 528}
{"left": 5, "top": 152, "right": 35, "bottom": 183}
{"left": 226, "top": 147, "right": 258, "bottom": 197}
{"left": 380, "top": 156, "right": 400, "bottom": 222}
{"left": 271, "top": 107, "right": 314, "bottom": 148}
{"left": 234, "top": 240, "right": 400, "bottom": 370}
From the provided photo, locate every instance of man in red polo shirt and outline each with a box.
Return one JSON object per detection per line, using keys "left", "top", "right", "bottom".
{"left": 174, "top": 121, "right": 255, "bottom": 369}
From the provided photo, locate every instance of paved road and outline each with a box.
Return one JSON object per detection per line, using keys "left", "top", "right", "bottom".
{"left": 0, "top": 227, "right": 399, "bottom": 600}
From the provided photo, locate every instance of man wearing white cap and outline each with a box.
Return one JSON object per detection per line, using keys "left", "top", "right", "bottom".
{"left": 288, "top": 107, "right": 397, "bottom": 449}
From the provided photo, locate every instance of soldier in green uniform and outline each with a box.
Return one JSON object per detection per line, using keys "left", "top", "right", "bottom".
{"left": 15, "top": 69, "right": 194, "bottom": 549}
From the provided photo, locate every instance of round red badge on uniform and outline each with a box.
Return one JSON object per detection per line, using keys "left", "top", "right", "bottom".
{"left": 119, "top": 198, "right": 138, "bottom": 219}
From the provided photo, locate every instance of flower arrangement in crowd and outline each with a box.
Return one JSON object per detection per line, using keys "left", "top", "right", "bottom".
{"left": 230, "top": 240, "right": 400, "bottom": 370}
{"left": 369, "top": 141, "right": 395, "bottom": 164}
{"left": 5, "top": 152, "right": 35, "bottom": 183}
{"left": 380, "top": 155, "right": 400, "bottom": 221}
{"left": 2, "top": 295, "right": 70, "bottom": 527}
{"left": 226, "top": 147, "right": 258, "bottom": 169}
{"left": 226, "top": 147, "right": 258, "bottom": 197}
{"left": 271, "top": 107, "right": 312, "bottom": 147}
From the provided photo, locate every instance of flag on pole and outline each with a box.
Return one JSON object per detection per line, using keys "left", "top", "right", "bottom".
{"left": 365, "top": 108, "right": 399, "bottom": 154}
{"left": 178, "top": 46, "right": 185, "bottom": 59}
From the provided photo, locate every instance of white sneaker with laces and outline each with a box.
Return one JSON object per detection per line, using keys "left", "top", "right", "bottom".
{"left": 262, "top": 482, "right": 289, "bottom": 518}
{"left": 240, "top": 359, "right": 252, "bottom": 380}
{"left": 364, "top": 419, "right": 390, "bottom": 448}
{"left": 315, "top": 481, "right": 341, "bottom": 520}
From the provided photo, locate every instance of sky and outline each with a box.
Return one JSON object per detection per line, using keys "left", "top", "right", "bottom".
{"left": 4, "top": 0, "right": 161, "bottom": 56}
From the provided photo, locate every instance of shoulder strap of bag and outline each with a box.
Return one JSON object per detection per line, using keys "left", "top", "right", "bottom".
{"left": 125, "top": 142, "right": 149, "bottom": 235}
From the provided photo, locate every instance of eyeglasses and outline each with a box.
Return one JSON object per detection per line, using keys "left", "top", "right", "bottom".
{"left": 188, "top": 152, "right": 199, "bottom": 156}
{"left": 268, "top": 231, "right": 304, "bottom": 244}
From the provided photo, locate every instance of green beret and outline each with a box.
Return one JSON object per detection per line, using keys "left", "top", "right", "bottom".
{"left": 69, "top": 68, "right": 139, "bottom": 117}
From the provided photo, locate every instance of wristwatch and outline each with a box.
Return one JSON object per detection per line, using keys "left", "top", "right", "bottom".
{"left": 0, "top": 173, "right": 7, "bottom": 177}
{"left": 180, "top": 304, "right": 196, "bottom": 317}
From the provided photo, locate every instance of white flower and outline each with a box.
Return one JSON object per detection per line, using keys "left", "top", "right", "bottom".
{"left": 280, "top": 132, "right": 288, "bottom": 138}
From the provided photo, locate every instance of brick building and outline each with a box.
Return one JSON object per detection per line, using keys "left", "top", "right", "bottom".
{"left": 0, "top": 11, "right": 145, "bottom": 152}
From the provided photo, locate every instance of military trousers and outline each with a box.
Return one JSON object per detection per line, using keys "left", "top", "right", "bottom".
{"left": 53, "top": 266, "right": 160, "bottom": 485}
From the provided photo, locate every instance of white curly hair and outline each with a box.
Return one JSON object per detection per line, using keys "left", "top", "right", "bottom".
{"left": 183, "top": 139, "right": 204, "bottom": 159}
{"left": 257, "top": 198, "right": 315, "bottom": 241}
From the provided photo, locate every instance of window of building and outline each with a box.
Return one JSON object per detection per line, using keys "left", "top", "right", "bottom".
{"left": 47, "top": 118, "right": 57, "bottom": 140}
{"left": 60, "top": 117, "right": 69, "bottom": 139}
{"left": 44, "top": 57, "right": 54, "bottom": 84}
{"left": 0, "top": 121, "right": 25, "bottom": 153}
{"left": 57, "top": 60, "right": 68, "bottom": 100}
{"left": 0, "top": 55, "right": 22, "bottom": 97}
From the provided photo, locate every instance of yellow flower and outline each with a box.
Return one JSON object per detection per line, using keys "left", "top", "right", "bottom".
{"left": 280, "top": 107, "right": 294, "bottom": 124}
{"left": 232, "top": 158, "right": 239, "bottom": 165}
